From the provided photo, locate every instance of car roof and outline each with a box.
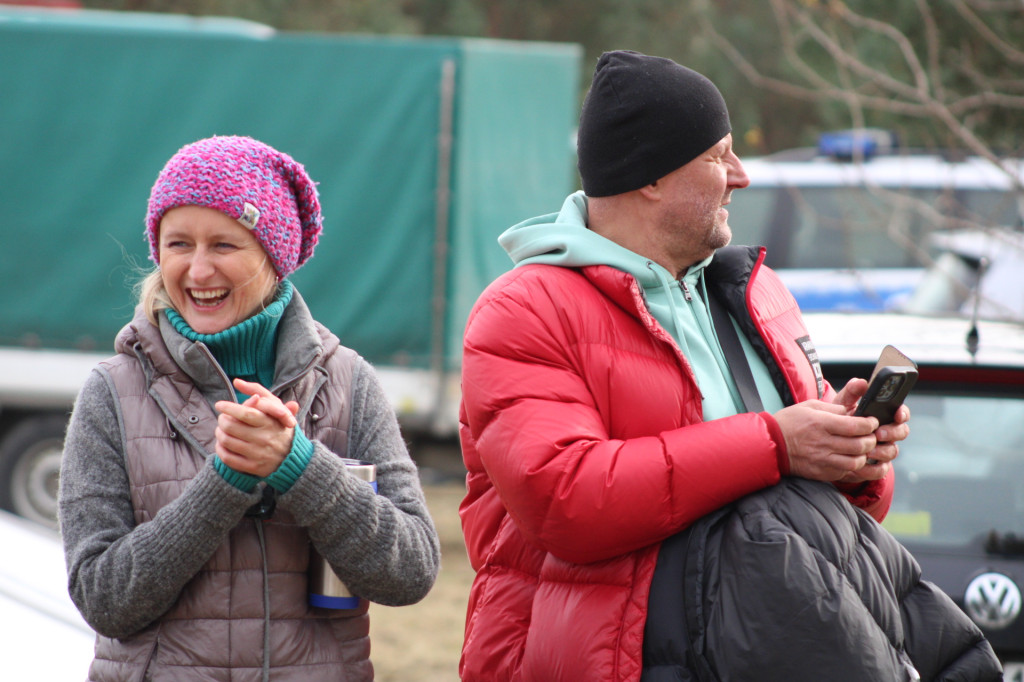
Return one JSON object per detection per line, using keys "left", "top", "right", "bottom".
{"left": 804, "top": 311, "right": 1024, "bottom": 368}
{"left": 742, "top": 153, "right": 1024, "bottom": 190}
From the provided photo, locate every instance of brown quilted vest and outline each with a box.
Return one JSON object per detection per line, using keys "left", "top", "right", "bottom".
{"left": 88, "top": 316, "right": 373, "bottom": 681}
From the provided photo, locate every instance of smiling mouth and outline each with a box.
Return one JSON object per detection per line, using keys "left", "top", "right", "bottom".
{"left": 189, "top": 288, "right": 229, "bottom": 308}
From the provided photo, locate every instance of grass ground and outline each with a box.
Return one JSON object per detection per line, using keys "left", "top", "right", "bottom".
{"left": 370, "top": 480, "right": 473, "bottom": 681}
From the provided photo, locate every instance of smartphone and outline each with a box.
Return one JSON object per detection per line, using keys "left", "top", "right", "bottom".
{"left": 854, "top": 364, "right": 918, "bottom": 424}
{"left": 855, "top": 345, "right": 918, "bottom": 425}
{"left": 855, "top": 346, "right": 917, "bottom": 465}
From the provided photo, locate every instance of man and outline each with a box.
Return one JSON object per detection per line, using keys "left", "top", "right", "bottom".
{"left": 458, "top": 51, "right": 912, "bottom": 680}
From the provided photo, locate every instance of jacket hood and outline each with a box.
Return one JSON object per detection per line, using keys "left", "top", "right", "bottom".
{"left": 499, "top": 190, "right": 718, "bottom": 291}
{"left": 499, "top": 191, "right": 665, "bottom": 286}
{"left": 498, "top": 191, "right": 760, "bottom": 421}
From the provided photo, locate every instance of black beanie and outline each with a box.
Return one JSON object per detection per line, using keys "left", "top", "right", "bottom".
{"left": 577, "top": 50, "right": 733, "bottom": 197}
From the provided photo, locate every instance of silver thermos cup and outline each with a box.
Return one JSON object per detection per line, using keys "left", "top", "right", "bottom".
{"left": 308, "top": 459, "right": 377, "bottom": 609}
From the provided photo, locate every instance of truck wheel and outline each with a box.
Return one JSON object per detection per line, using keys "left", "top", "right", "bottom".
{"left": 0, "top": 414, "right": 68, "bottom": 529}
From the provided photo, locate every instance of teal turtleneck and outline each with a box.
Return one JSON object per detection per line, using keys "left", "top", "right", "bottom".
{"left": 166, "top": 279, "right": 294, "bottom": 393}
{"left": 165, "top": 279, "right": 314, "bottom": 494}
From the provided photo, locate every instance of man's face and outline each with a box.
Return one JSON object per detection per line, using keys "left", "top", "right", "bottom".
{"left": 653, "top": 134, "right": 750, "bottom": 272}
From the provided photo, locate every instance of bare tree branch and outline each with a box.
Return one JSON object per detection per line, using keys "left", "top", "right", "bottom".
{"left": 701, "top": 0, "right": 1023, "bottom": 184}
{"left": 950, "top": 0, "right": 1024, "bottom": 64}
{"left": 964, "top": 0, "right": 1024, "bottom": 9}
{"left": 915, "top": 0, "right": 946, "bottom": 103}
{"left": 788, "top": 3, "right": 930, "bottom": 103}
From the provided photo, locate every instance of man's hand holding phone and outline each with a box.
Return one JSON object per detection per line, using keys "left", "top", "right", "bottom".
{"left": 853, "top": 345, "right": 916, "bottom": 464}
{"left": 777, "top": 345, "right": 913, "bottom": 483}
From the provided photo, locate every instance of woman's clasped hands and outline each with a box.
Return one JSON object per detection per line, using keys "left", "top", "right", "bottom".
{"left": 215, "top": 378, "right": 301, "bottom": 478}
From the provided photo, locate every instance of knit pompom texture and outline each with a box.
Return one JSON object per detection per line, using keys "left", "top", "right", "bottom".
{"left": 145, "top": 136, "right": 322, "bottom": 279}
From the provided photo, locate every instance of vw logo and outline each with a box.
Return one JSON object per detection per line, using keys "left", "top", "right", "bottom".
{"left": 964, "top": 572, "right": 1022, "bottom": 630}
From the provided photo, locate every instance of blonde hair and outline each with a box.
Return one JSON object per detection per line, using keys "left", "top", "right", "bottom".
{"left": 136, "top": 268, "right": 173, "bottom": 326}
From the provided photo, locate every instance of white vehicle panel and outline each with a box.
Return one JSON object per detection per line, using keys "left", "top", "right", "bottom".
{"left": 0, "top": 511, "right": 94, "bottom": 677}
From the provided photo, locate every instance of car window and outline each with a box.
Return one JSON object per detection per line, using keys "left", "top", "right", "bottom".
{"left": 728, "top": 186, "right": 1022, "bottom": 270}
{"left": 787, "top": 187, "right": 926, "bottom": 269}
{"left": 964, "top": 189, "right": 1024, "bottom": 231}
{"left": 729, "top": 186, "right": 925, "bottom": 269}
{"left": 883, "top": 392, "right": 1024, "bottom": 546}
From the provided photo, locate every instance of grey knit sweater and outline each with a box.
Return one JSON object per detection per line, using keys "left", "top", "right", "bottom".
{"left": 59, "top": 291, "right": 441, "bottom": 642}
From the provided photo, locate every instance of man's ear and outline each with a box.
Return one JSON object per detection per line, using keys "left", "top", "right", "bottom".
{"left": 637, "top": 180, "right": 661, "bottom": 201}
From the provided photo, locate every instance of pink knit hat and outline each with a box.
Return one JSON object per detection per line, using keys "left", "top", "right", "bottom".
{"left": 145, "top": 136, "right": 322, "bottom": 279}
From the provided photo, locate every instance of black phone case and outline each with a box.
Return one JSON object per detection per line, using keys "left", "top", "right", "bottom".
{"left": 855, "top": 365, "right": 918, "bottom": 424}
{"left": 854, "top": 345, "right": 918, "bottom": 424}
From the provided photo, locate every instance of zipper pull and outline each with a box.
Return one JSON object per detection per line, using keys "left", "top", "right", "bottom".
{"left": 679, "top": 280, "right": 693, "bottom": 302}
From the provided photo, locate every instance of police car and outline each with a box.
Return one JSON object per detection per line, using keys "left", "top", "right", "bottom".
{"left": 728, "top": 129, "right": 1024, "bottom": 313}
{"left": 806, "top": 310, "right": 1024, "bottom": 678}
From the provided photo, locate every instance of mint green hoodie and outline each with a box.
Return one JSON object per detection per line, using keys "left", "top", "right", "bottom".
{"left": 499, "top": 191, "right": 783, "bottom": 421}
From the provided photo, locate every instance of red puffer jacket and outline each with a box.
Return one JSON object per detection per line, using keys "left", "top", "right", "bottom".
{"left": 458, "top": 246, "right": 893, "bottom": 681}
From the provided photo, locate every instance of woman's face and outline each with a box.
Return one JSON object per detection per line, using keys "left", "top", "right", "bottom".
{"left": 158, "top": 205, "right": 278, "bottom": 334}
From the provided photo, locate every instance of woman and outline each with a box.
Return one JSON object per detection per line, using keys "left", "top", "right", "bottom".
{"left": 59, "top": 136, "right": 441, "bottom": 681}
